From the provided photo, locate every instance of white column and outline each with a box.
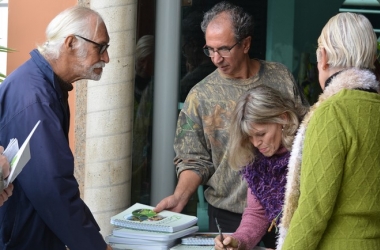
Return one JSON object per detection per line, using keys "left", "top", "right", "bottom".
{"left": 84, "top": 0, "right": 137, "bottom": 236}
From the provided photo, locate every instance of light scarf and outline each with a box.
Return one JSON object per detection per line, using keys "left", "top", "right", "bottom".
{"left": 276, "top": 68, "right": 379, "bottom": 249}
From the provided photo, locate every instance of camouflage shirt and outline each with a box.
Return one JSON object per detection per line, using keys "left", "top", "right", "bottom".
{"left": 174, "top": 60, "right": 307, "bottom": 213}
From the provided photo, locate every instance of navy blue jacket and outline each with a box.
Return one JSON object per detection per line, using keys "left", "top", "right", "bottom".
{"left": 0, "top": 50, "right": 107, "bottom": 250}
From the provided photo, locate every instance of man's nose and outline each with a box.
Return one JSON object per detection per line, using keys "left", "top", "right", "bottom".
{"left": 101, "top": 49, "right": 110, "bottom": 63}
{"left": 212, "top": 52, "right": 223, "bottom": 64}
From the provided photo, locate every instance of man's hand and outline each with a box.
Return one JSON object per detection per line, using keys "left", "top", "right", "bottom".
{"left": 153, "top": 194, "right": 188, "bottom": 213}
{"left": 0, "top": 146, "right": 10, "bottom": 179}
{"left": 153, "top": 170, "right": 202, "bottom": 213}
{"left": 0, "top": 145, "right": 12, "bottom": 207}
{"left": 0, "top": 184, "right": 13, "bottom": 206}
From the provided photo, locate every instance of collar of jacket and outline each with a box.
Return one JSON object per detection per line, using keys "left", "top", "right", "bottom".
{"left": 276, "top": 68, "right": 379, "bottom": 249}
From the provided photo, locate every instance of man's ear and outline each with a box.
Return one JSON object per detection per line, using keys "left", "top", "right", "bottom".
{"left": 63, "top": 35, "right": 75, "bottom": 52}
{"left": 243, "top": 36, "right": 251, "bottom": 54}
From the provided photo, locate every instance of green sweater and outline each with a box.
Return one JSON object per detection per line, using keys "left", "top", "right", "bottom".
{"left": 174, "top": 60, "right": 307, "bottom": 213}
{"left": 281, "top": 69, "right": 380, "bottom": 249}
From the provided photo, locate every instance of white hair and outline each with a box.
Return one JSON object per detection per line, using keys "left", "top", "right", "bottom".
{"left": 37, "top": 6, "right": 104, "bottom": 60}
{"left": 135, "top": 35, "right": 155, "bottom": 63}
{"left": 317, "top": 12, "right": 377, "bottom": 70}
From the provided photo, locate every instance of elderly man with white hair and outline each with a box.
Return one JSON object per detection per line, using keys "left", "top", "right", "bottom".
{"left": 0, "top": 6, "right": 112, "bottom": 250}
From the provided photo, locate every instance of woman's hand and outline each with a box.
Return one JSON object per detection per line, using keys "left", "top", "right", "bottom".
{"left": 214, "top": 234, "right": 240, "bottom": 250}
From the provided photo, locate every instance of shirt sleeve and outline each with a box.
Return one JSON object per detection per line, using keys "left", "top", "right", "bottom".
{"left": 282, "top": 105, "right": 345, "bottom": 250}
{"left": 15, "top": 103, "right": 107, "bottom": 250}
{"left": 174, "top": 92, "right": 215, "bottom": 184}
{"left": 232, "top": 187, "right": 269, "bottom": 249}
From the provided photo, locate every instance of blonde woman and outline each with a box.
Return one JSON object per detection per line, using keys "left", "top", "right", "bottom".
{"left": 215, "top": 85, "right": 306, "bottom": 250}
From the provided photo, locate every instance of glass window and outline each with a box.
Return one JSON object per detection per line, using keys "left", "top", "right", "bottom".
{"left": 130, "top": 0, "right": 380, "bottom": 213}
{"left": 131, "top": 0, "right": 156, "bottom": 206}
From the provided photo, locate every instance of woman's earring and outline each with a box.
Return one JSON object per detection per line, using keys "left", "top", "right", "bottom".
{"left": 282, "top": 125, "right": 284, "bottom": 132}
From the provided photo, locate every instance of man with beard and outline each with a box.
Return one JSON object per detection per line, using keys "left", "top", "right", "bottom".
{"left": 0, "top": 6, "right": 112, "bottom": 250}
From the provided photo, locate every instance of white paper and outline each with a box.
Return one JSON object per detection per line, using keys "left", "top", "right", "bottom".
{"left": 3, "top": 120, "right": 40, "bottom": 188}
{"left": 3, "top": 138, "right": 19, "bottom": 163}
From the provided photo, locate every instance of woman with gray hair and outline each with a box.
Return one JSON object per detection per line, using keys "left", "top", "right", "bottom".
{"left": 134, "top": 35, "right": 155, "bottom": 107}
{"left": 215, "top": 85, "right": 306, "bottom": 250}
{"left": 278, "top": 12, "right": 380, "bottom": 250}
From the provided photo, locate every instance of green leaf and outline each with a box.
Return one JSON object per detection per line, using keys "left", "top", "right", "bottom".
{"left": 0, "top": 45, "right": 16, "bottom": 53}
{"left": 0, "top": 72, "right": 6, "bottom": 83}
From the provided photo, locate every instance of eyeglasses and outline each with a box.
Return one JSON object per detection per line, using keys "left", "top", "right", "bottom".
{"left": 203, "top": 40, "right": 241, "bottom": 58}
{"left": 75, "top": 35, "right": 109, "bottom": 54}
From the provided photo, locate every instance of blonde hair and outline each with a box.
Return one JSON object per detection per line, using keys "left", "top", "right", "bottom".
{"left": 317, "top": 12, "right": 377, "bottom": 69}
{"left": 228, "top": 85, "right": 306, "bottom": 170}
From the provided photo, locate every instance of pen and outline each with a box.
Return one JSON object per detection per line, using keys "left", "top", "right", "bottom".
{"left": 215, "top": 218, "right": 227, "bottom": 250}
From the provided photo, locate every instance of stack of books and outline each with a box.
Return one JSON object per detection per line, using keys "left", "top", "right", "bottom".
{"left": 106, "top": 203, "right": 199, "bottom": 250}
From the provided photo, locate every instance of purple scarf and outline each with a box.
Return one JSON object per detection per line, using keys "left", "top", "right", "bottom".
{"left": 240, "top": 151, "right": 289, "bottom": 222}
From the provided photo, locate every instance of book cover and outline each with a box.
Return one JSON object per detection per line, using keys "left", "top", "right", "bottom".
{"left": 170, "top": 245, "right": 267, "bottom": 250}
{"left": 109, "top": 242, "right": 175, "bottom": 250}
{"left": 110, "top": 203, "right": 198, "bottom": 233}
{"left": 3, "top": 120, "right": 40, "bottom": 188}
{"left": 105, "top": 234, "right": 176, "bottom": 246}
{"left": 112, "top": 225, "right": 199, "bottom": 241}
{"left": 181, "top": 232, "right": 219, "bottom": 246}
{"left": 170, "top": 244, "right": 215, "bottom": 250}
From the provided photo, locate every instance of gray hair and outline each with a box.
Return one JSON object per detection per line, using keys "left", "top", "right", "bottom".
{"left": 135, "top": 35, "right": 155, "bottom": 63}
{"left": 200, "top": 1, "right": 254, "bottom": 42}
{"left": 38, "top": 6, "right": 105, "bottom": 60}
{"left": 317, "top": 12, "right": 377, "bottom": 70}
{"left": 228, "top": 85, "right": 306, "bottom": 170}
